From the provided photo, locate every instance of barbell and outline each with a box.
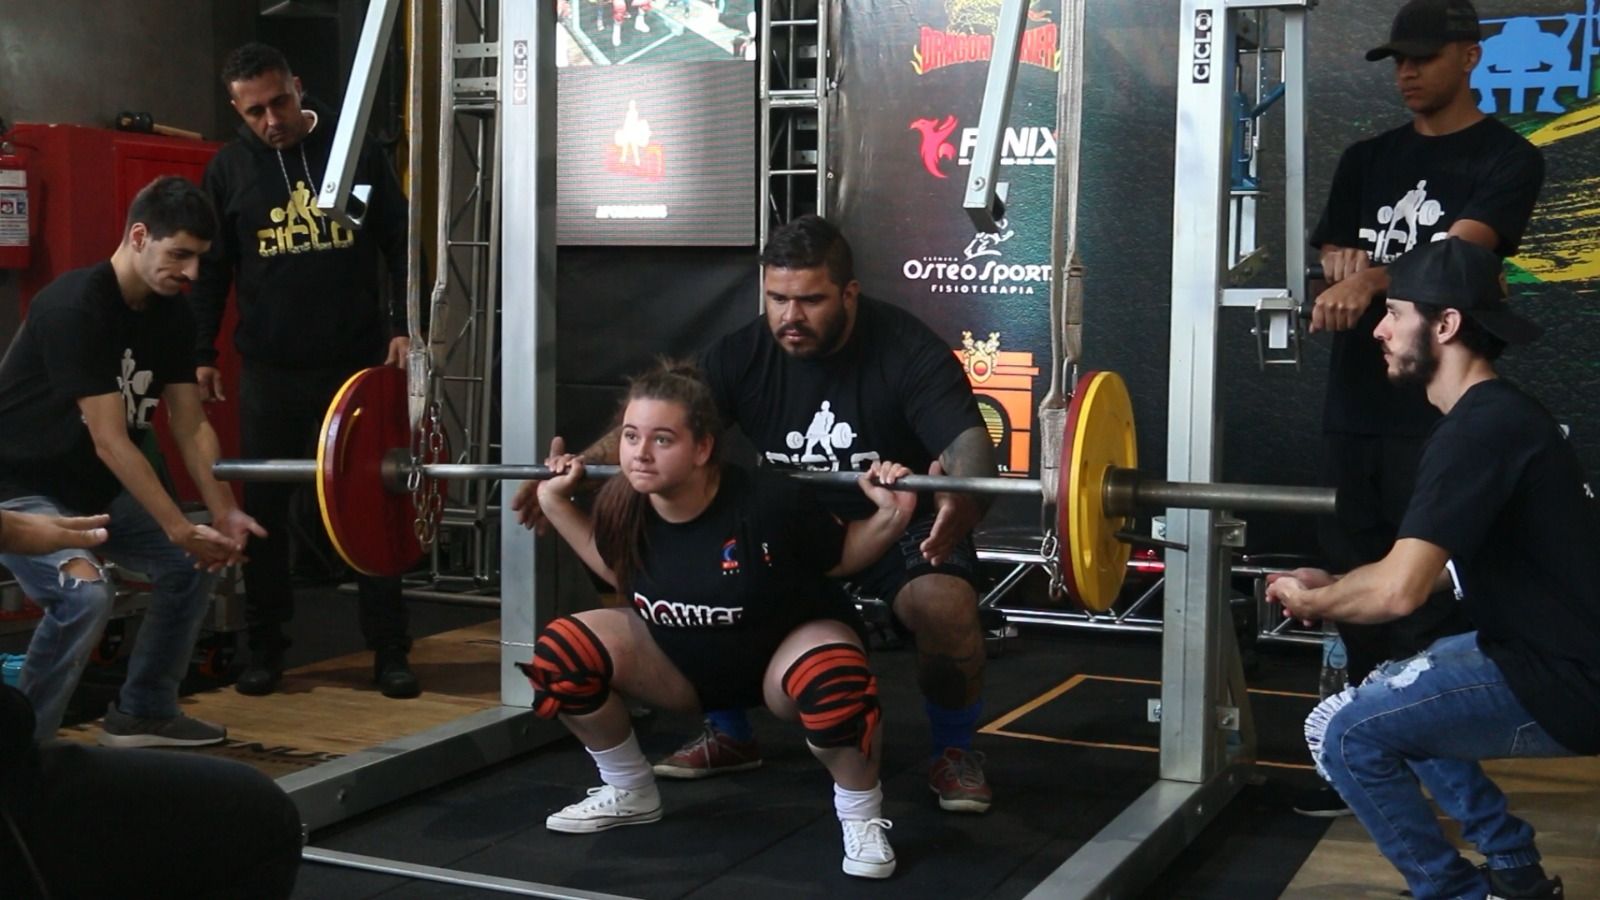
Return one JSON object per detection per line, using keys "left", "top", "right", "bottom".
{"left": 211, "top": 366, "right": 1335, "bottom": 612}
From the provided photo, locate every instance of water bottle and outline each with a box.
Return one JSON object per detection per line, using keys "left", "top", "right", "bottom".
{"left": 0, "top": 652, "right": 24, "bottom": 688}
{"left": 1318, "top": 622, "right": 1348, "bottom": 699}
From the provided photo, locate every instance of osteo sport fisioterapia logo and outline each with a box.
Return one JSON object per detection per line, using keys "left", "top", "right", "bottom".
{"left": 910, "top": 0, "right": 1060, "bottom": 75}
{"left": 901, "top": 218, "right": 1053, "bottom": 296}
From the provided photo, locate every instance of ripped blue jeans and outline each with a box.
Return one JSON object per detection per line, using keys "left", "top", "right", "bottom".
{"left": 1306, "top": 631, "right": 1572, "bottom": 900}
{"left": 0, "top": 493, "right": 215, "bottom": 741}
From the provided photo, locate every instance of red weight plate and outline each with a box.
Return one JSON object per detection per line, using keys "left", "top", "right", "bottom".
{"left": 316, "top": 366, "right": 420, "bottom": 577}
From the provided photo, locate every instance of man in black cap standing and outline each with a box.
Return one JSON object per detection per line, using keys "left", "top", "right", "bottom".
{"left": 1269, "top": 237, "right": 1589, "bottom": 900}
{"left": 1297, "top": 0, "right": 1545, "bottom": 816}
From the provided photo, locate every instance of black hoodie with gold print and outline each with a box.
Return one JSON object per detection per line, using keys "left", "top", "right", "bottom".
{"left": 190, "top": 95, "right": 409, "bottom": 370}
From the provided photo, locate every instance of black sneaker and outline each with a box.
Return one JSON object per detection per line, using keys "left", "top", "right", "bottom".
{"left": 374, "top": 648, "right": 420, "bottom": 699}
{"left": 98, "top": 703, "right": 226, "bottom": 748}
{"left": 1482, "top": 863, "right": 1564, "bottom": 899}
{"left": 1292, "top": 785, "right": 1354, "bottom": 818}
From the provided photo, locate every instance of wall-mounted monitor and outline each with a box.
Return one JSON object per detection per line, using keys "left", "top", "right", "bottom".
{"left": 555, "top": 0, "right": 758, "bottom": 246}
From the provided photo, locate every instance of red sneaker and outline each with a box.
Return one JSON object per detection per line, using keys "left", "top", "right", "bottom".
{"left": 651, "top": 725, "right": 763, "bottom": 779}
{"left": 928, "top": 748, "right": 992, "bottom": 813}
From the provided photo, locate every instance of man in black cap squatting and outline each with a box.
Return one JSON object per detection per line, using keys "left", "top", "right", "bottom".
{"left": 1296, "top": 0, "right": 1547, "bottom": 818}
{"left": 1268, "top": 238, "right": 1595, "bottom": 900}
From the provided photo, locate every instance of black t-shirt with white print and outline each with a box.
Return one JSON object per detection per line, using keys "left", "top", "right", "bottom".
{"left": 1396, "top": 379, "right": 1600, "bottom": 754}
{"left": 1311, "top": 117, "right": 1543, "bottom": 436}
{"left": 626, "top": 465, "right": 856, "bottom": 708}
{"left": 699, "top": 295, "right": 984, "bottom": 520}
{"left": 0, "top": 262, "right": 197, "bottom": 514}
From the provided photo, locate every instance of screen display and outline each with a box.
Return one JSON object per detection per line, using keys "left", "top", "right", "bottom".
{"left": 556, "top": 0, "right": 758, "bottom": 246}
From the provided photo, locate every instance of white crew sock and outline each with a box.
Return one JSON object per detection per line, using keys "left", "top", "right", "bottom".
{"left": 834, "top": 782, "right": 884, "bottom": 821}
{"left": 589, "top": 731, "right": 655, "bottom": 791}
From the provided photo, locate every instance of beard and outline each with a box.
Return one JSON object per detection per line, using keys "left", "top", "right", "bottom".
{"left": 775, "top": 313, "right": 847, "bottom": 359}
{"left": 1387, "top": 327, "right": 1439, "bottom": 388}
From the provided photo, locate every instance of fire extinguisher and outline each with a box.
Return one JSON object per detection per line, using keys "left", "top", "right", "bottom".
{"left": 0, "top": 137, "right": 34, "bottom": 270}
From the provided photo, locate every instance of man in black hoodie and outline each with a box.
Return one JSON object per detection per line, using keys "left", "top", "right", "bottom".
{"left": 191, "top": 42, "right": 419, "bottom": 700}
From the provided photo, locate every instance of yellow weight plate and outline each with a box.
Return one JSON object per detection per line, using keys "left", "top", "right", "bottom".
{"left": 1057, "top": 370, "right": 1137, "bottom": 612}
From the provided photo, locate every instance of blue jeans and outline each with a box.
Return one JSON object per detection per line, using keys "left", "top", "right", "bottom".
{"left": 1306, "top": 631, "right": 1572, "bottom": 900}
{"left": 0, "top": 493, "right": 216, "bottom": 740}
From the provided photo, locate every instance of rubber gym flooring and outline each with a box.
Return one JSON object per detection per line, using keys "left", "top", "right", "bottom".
{"left": 239, "top": 589, "right": 1333, "bottom": 899}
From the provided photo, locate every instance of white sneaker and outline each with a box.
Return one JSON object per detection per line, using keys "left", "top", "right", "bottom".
{"left": 612, "top": 21, "right": 623, "bottom": 45}
{"left": 840, "top": 817, "right": 896, "bottom": 879}
{"left": 546, "top": 783, "right": 662, "bottom": 834}
{"left": 635, "top": 12, "right": 651, "bottom": 32}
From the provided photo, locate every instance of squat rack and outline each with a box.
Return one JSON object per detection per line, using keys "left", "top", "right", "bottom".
{"left": 287, "top": 1, "right": 1318, "bottom": 897}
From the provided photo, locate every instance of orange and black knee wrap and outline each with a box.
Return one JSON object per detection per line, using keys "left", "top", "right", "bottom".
{"left": 516, "top": 616, "right": 613, "bottom": 718}
{"left": 781, "top": 642, "right": 880, "bottom": 756}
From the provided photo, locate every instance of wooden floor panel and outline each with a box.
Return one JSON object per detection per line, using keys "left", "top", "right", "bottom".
{"left": 58, "top": 620, "right": 506, "bottom": 777}
{"left": 1284, "top": 755, "right": 1600, "bottom": 897}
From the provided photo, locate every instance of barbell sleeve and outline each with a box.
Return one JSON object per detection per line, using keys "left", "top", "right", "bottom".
{"left": 213, "top": 460, "right": 319, "bottom": 481}
{"left": 1103, "top": 469, "right": 1336, "bottom": 517}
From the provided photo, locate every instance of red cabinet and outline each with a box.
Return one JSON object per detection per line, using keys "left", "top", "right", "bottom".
{"left": 4, "top": 123, "right": 243, "bottom": 505}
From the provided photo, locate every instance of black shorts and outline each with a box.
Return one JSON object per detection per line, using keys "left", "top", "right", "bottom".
{"left": 838, "top": 512, "right": 981, "bottom": 609}
{"left": 648, "top": 590, "right": 866, "bottom": 712}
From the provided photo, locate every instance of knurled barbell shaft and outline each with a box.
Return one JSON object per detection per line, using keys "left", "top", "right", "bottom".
{"left": 211, "top": 459, "right": 1336, "bottom": 514}
{"left": 209, "top": 460, "right": 1040, "bottom": 497}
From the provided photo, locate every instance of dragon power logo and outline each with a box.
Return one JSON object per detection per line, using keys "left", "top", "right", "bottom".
{"left": 911, "top": 0, "right": 1060, "bottom": 75}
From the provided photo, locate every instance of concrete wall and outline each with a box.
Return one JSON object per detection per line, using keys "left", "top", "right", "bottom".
{"left": 0, "top": 0, "right": 255, "bottom": 345}
{"left": 0, "top": 0, "right": 256, "bottom": 140}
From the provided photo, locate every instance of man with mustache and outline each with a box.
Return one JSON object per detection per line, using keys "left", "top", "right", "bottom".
{"left": 1268, "top": 237, "right": 1585, "bottom": 900}
{"left": 514, "top": 215, "right": 1001, "bottom": 813}
{"left": 191, "top": 42, "right": 419, "bottom": 700}
{"left": 1296, "top": 0, "right": 1544, "bottom": 818}
{"left": 0, "top": 176, "right": 261, "bottom": 746}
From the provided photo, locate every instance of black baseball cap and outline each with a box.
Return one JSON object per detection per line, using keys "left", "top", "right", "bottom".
{"left": 1366, "top": 0, "right": 1482, "bottom": 61}
{"left": 1386, "top": 238, "right": 1541, "bottom": 344}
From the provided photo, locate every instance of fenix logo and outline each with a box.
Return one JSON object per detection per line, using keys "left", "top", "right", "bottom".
{"left": 910, "top": 116, "right": 1057, "bottom": 179}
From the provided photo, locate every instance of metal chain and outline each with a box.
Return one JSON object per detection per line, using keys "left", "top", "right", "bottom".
{"left": 411, "top": 402, "right": 445, "bottom": 549}
{"left": 1041, "top": 531, "right": 1065, "bottom": 601}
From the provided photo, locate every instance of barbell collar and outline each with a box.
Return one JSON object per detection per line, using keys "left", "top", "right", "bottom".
{"left": 1103, "top": 468, "right": 1336, "bottom": 518}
